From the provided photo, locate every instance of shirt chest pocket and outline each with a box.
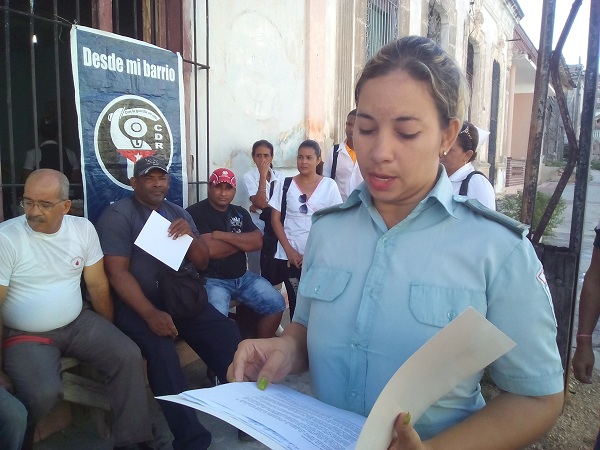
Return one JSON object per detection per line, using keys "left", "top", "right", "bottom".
{"left": 299, "top": 266, "right": 351, "bottom": 302}
{"left": 409, "top": 284, "right": 487, "bottom": 328}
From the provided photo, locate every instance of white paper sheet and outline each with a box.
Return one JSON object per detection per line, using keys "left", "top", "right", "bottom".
{"left": 134, "top": 210, "right": 193, "bottom": 270}
{"left": 158, "top": 307, "right": 515, "bottom": 450}
{"left": 158, "top": 382, "right": 366, "bottom": 450}
{"left": 356, "top": 307, "right": 516, "bottom": 449}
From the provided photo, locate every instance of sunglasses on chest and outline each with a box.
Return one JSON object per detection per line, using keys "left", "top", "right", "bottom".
{"left": 299, "top": 194, "right": 308, "bottom": 214}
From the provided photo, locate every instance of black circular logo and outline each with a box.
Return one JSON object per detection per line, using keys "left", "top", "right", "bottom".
{"left": 94, "top": 95, "right": 173, "bottom": 189}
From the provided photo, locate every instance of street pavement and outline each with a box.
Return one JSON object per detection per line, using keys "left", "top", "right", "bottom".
{"left": 34, "top": 170, "right": 600, "bottom": 450}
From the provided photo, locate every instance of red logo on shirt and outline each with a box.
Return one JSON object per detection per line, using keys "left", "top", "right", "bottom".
{"left": 70, "top": 257, "right": 84, "bottom": 270}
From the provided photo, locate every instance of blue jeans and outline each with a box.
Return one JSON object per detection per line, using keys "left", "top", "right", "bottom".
{"left": 0, "top": 387, "right": 27, "bottom": 450}
{"left": 205, "top": 271, "right": 285, "bottom": 316}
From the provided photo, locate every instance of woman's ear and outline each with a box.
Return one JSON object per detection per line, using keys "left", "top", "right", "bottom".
{"left": 464, "top": 149, "right": 475, "bottom": 163}
{"left": 440, "top": 118, "right": 461, "bottom": 155}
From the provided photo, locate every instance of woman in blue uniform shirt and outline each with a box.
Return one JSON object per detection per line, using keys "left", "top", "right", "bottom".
{"left": 228, "top": 36, "right": 564, "bottom": 449}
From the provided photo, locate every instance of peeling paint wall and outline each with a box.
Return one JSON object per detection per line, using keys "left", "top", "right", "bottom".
{"left": 206, "top": 0, "right": 310, "bottom": 206}
{"left": 197, "top": 0, "right": 527, "bottom": 206}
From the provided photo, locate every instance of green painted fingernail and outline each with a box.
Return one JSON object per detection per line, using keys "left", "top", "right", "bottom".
{"left": 257, "top": 377, "right": 269, "bottom": 391}
{"left": 403, "top": 412, "right": 411, "bottom": 425}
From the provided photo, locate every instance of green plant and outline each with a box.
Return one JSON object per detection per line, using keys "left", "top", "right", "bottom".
{"left": 544, "top": 160, "right": 566, "bottom": 168}
{"left": 497, "top": 190, "right": 566, "bottom": 236}
{"left": 591, "top": 160, "right": 600, "bottom": 171}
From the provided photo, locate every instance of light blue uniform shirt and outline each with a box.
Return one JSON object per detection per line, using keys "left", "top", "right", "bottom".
{"left": 293, "top": 170, "right": 564, "bottom": 440}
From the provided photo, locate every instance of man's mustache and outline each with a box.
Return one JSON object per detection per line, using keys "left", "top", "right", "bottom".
{"left": 26, "top": 215, "right": 46, "bottom": 223}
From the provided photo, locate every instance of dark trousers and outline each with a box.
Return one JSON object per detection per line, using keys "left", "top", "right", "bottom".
{"left": 3, "top": 309, "right": 152, "bottom": 447}
{"left": 115, "top": 303, "right": 241, "bottom": 450}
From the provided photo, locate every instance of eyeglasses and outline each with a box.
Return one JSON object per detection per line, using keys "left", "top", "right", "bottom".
{"left": 299, "top": 194, "right": 308, "bottom": 214}
{"left": 20, "top": 199, "right": 66, "bottom": 212}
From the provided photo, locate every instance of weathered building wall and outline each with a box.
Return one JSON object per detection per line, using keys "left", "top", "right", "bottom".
{"left": 205, "top": 1, "right": 316, "bottom": 206}
{"left": 198, "top": 0, "right": 527, "bottom": 204}
{"left": 511, "top": 93, "right": 534, "bottom": 160}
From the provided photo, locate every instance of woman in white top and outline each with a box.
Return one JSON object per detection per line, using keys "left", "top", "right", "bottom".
{"left": 243, "top": 140, "right": 283, "bottom": 231}
{"left": 440, "top": 121, "right": 496, "bottom": 210}
{"left": 269, "top": 140, "right": 342, "bottom": 319}
{"left": 243, "top": 140, "right": 283, "bottom": 276}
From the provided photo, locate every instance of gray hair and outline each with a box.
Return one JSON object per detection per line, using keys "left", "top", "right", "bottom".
{"left": 29, "top": 169, "right": 70, "bottom": 200}
{"left": 57, "top": 172, "right": 70, "bottom": 200}
{"left": 355, "top": 36, "right": 469, "bottom": 126}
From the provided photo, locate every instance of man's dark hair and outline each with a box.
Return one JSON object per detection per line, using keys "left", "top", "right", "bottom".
{"left": 39, "top": 117, "right": 58, "bottom": 141}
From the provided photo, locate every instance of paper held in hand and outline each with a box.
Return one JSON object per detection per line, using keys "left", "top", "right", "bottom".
{"left": 158, "top": 307, "right": 515, "bottom": 450}
{"left": 134, "top": 210, "right": 193, "bottom": 270}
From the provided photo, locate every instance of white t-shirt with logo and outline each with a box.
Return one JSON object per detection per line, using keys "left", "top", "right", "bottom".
{"left": 0, "top": 215, "right": 103, "bottom": 332}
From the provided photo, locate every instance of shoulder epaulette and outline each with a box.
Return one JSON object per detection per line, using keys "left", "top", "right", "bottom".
{"left": 312, "top": 201, "right": 359, "bottom": 221}
{"left": 458, "top": 197, "right": 529, "bottom": 236}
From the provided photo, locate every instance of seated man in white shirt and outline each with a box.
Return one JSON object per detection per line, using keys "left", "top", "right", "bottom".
{"left": 0, "top": 169, "right": 151, "bottom": 449}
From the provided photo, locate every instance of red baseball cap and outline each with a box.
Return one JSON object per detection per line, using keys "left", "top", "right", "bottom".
{"left": 209, "top": 168, "right": 236, "bottom": 188}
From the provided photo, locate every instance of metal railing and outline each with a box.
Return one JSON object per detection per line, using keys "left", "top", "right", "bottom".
{"left": 366, "top": 0, "right": 398, "bottom": 61}
{"left": 0, "top": 0, "right": 209, "bottom": 221}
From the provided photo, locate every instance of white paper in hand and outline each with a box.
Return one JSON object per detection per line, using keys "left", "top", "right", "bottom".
{"left": 355, "top": 307, "right": 516, "bottom": 449}
{"left": 158, "top": 382, "right": 366, "bottom": 450}
{"left": 134, "top": 210, "right": 193, "bottom": 270}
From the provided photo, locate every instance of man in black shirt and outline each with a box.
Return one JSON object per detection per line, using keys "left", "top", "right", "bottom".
{"left": 187, "top": 168, "right": 285, "bottom": 338}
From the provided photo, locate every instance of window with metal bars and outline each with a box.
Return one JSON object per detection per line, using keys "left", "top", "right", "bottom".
{"left": 467, "top": 42, "right": 474, "bottom": 120}
{"left": 0, "top": 0, "right": 208, "bottom": 221}
{"left": 488, "top": 59, "right": 500, "bottom": 187}
{"left": 365, "top": 0, "right": 398, "bottom": 61}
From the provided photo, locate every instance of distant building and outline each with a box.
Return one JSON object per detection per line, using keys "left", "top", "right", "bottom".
{"left": 0, "top": 0, "right": 587, "bottom": 220}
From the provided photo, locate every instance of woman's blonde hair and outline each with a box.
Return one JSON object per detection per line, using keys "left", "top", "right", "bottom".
{"left": 355, "top": 36, "right": 469, "bottom": 127}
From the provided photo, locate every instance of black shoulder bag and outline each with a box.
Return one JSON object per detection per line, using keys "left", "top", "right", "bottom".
{"left": 459, "top": 171, "right": 487, "bottom": 195}
{"left": 157, "top": 261, "right": 208, "bottom": 319}
{"left": 132, "top": 198, "right": 208, "bottom": 319}
{"left": 259, "top": 177, "right": 292, "bottom": 285}
{"left": 258, "top": 180, "right": 276, "bottom": 235}
{"left": 330, "top": 143, "right": 340, "bottom": 180}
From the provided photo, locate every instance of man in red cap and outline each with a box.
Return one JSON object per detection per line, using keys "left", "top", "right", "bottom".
{"left": 187, "top": 168, "right": 285, "bottom": 338}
